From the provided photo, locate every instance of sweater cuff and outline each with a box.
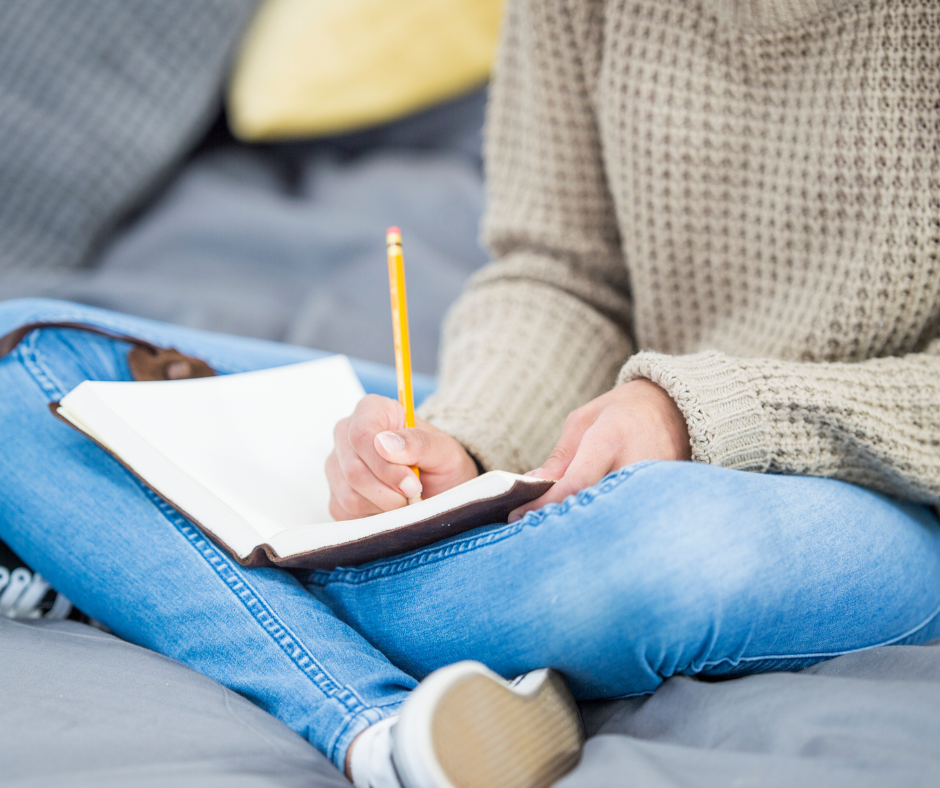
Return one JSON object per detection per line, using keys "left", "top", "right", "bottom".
{"left": 618, "top": 350, "right": 771, "bottom": 472}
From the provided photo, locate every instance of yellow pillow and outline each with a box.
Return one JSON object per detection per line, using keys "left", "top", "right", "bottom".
{"left": 228, "top": 0, "right": 504, "bottom": 140}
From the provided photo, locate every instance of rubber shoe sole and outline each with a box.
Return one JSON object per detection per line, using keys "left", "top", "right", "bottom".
{"left": 393, "top": 661, "right": 585, "bottom": 788}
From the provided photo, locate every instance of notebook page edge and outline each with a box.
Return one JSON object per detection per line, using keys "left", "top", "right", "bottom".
{"left": 58, "top": 386, "right": 264, "bottom": 560}
{"left": 267, "top": 471, "right": 526, "bottom": 557}
{"left": 81, "top": 355, "right": 365, "bottom": 537}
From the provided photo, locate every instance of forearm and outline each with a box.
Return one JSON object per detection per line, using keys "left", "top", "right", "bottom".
{"left": 621, "top": 343, "right": 940, "bottom": 504}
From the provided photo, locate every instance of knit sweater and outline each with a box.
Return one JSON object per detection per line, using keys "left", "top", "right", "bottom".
{"left": 419, "top": 0, "right": 940, "bottom": 504}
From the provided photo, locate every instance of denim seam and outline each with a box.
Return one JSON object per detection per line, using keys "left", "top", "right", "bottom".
{"left": 19, "top": 333, "right": 71, "bottom": 400}
{"left": 696, "top": 596, "right": 940, "bottom": 671}
{"left": 150, "top": 494, "right": 368, "bottom": 710}
{"left": 309, "top": 461, "right": 659, "bottom": 587}
{"left": 23, "top": 335, "right": 375, "bottom": 727}
{"left": 328, "top": 701, "right": 405, "bottom": 770}
{"left": 6, "top": 311, "right": 248, "bottom": 375}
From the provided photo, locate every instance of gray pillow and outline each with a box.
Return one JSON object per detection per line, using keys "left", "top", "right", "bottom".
{"left": 0, "top": 0, "right": 256, "bottom": 274}
{"left": 0, "top": 618, "right": 348, "bottom": 787}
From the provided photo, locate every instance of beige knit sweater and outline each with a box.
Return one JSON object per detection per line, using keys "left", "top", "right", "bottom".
{"left": 419, "top": 0, "right": 940, "bottom": 505}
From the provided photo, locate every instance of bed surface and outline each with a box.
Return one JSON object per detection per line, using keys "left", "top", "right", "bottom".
{"left": 4, "top": 618, "right": 939, "bottom": 787}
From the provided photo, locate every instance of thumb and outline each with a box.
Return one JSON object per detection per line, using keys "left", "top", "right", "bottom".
{"left": 530, "top": 408, "right": 594, "bottom": 481}
{"left": 374, "top": 427, "right": 455, "bottom": 473}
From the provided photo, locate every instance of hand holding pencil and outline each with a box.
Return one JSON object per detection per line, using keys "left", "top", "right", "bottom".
{"left": 323, "top": 227, "right": 479, "bottom": 521}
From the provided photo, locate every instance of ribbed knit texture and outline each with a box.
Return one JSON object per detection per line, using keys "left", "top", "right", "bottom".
{"left": 0, "top": 1, "right": 256, "bottom": 272}
{"left": 419, "top": 0, "right": 940, "bottom": 505}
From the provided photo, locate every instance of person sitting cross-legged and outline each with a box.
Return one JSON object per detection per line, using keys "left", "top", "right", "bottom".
{"left": 2, "top": 1, "right": 939, "bottom": 787}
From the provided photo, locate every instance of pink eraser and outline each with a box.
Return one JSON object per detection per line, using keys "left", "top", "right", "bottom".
{"left": 387, "top": 226, "right": 401, "bottom": 235}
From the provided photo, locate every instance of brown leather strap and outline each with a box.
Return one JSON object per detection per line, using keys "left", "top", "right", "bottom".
{"left": 0, "top": 321, "right": 161, "bottom": 358}
{"left": 0, "top": 321, "right": 215, "bottom": 381}
{"left": 126, "top": 346, "right": 215, "bottom": 381}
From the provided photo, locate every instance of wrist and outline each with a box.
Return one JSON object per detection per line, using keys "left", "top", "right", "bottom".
{"left": 620, "top": 379, "right": 691, "bottom": 462}
{"left": 618, "top": 351, "right": 770, "bottom": 471}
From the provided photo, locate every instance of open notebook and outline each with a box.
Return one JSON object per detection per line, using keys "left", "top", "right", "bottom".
{"left": 52, "top": 356, "right": 552, "bottom": 569}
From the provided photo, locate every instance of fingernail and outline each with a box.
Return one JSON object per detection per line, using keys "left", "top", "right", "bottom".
{"left": 508, "top": 510, "right": 522, "bottom": 523}
{"left": 524, "top": 468, "right": 544, "bottom": 478}
{"left": 399, "top": 474, "right": 422, "bottom": 499}
{"left": 377, "top": 431, "right": 406, "bottom": 455}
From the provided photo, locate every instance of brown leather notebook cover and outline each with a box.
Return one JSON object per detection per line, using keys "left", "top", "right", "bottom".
{"left": 50, "top": 403, "right": 553, "bottom": 570}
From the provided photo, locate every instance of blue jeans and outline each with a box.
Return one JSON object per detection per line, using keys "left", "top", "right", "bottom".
{"left": 3, "top": 299, "right": 940, "bottom": 772}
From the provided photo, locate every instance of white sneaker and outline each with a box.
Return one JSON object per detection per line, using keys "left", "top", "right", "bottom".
{"left": 392, "top": 661, "right": 585, "bottom": 788}
{"left": 0, "top": 541, "right": 73, "bottom": 620}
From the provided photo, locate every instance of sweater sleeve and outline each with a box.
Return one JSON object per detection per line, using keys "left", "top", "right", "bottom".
{"left": 619, "top": 339, "right": 940, "bottom": 505}
{"left": 418, "top": 0, "right": 634, "bottom": 474}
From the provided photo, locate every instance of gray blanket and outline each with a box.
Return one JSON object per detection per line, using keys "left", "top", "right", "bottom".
{"left": 3, "top": 618, "right": 938, "bottom": 787}
{"left": 572, "top": 644, "right": 940, "bottom": 787}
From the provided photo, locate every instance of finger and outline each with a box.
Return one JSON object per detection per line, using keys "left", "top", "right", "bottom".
{"left": 326, "top": 447, "right": 396, "bottom": 518}
{"left": 508, "top": 426, "right": 617, "bottom": 521}
{"left": 329, "top": 495, "right": 353, "bottom": 521}
{"left": 329, "top": 495, "right": 360, "bottom": 522}
{"left": 373, "top": 427, "right": 462, "bottom": 477}
{"left": 334, "top": 439, "right": 410, "bottom": 511}
{"left": 343, "top": 398, "right": 424, "bottom": 499}
{"left": 337, "top": 398, "right": 419, "bottom": 508}
{"left": 532, "top": 400, "right": 604, "bottom": 481}
{"left": 326, "top": 451, "right": 387, "bottom": 518}
{"left": 337, "top": 432, "right": 420, "bottom": 502}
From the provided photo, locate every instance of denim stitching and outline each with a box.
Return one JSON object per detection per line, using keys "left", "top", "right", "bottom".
{"left": 19, "top": 329, "right": 134, "bottom": 396}
{"left": 696, "top": 595, "right": 940, "bottom": 671}
{"left": 144, "top": 493, "right": 369, "bottom": 716}
{"left": 19, "top": 333, "right": 71, "bottom": 400}
{"left": 309, "top": 461, "right": 658, "bottom": 587}
{"left": 328, "top": 704, "right": 402, "bottom": 769}
{"left": 150, "top": 487, "right": 398, "bottom": 767}
{"left": 23, "top": 333, "right": 373, "bottom": 728}
{"left": 5, "top": 310, "right": 253, "bottom": 375}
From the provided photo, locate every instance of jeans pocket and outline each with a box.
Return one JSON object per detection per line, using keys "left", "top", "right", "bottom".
{"left": 13, "top": 323, "right": 217, "bottom": 401}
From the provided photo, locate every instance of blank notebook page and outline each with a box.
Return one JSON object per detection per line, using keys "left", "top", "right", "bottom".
{"left": 76, "top": 356, "right": 365, "bottom": 540}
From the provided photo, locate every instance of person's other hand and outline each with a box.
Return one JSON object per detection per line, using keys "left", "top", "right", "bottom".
{"left": 508, "top": 380, "right": 691, "bottom": 522}
{"left": 326, "top": 394, "right": 479, "bottom": 520}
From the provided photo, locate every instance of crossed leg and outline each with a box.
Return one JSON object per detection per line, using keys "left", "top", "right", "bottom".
{"left": 3, "top": 298, "right": 940, "bottom": 774}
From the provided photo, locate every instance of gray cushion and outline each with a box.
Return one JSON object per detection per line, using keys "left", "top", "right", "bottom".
{"left": 0, "top": 0, "right": 255, "bottom": 274}
{"left": 5, "top": 617, "right": 939, "bottom": 787}
{"left": 0, "top": 618, "right": 347, "bottom": 787}
{"left": 570, "top": 638, "right": 940, "bottom": 787}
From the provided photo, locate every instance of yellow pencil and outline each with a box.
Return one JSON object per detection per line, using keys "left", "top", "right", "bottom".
{"left": 386, "top": 226, "right": 421, "bottom": 503}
